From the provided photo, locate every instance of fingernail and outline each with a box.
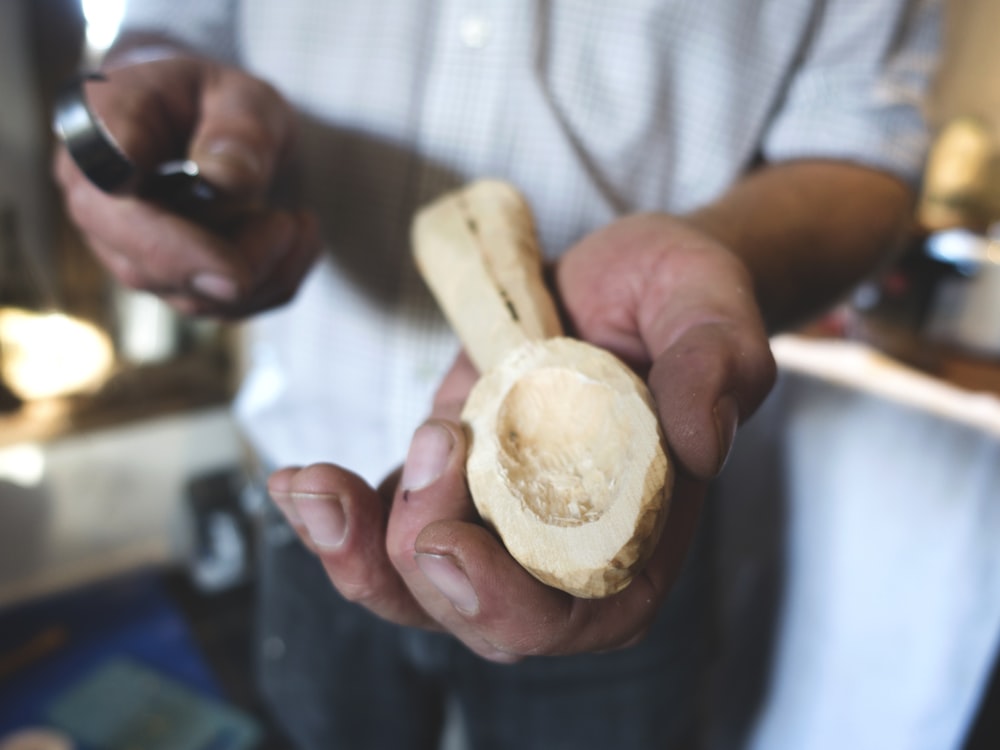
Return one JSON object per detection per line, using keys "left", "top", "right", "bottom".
{"left": 401, "top": 423, "right": 453, "bottom": 492}
{"left": 482, "top": 648, "right": 521, "bottom": 665}
{"left": 270, "top": 494, "right": 303, "bottom": 526}
{"left": 191, "top": 272, "right": 240, "bottom": 302}
{"left": 713, "top": 393, "right": 740, "bottom": 474}
{"left": 294, "top": 494, "right": 347, "bottom": 550}
{"left": 416, "top": 553, "right": 479, "bottom": 615}
{"left": 200, "top": 139, "right": 262, "bottom": 184}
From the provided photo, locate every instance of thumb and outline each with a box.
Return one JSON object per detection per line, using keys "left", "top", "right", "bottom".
{"left": 82, "top": 59, "right": 292, "bottom": 199}
{"left": 557, "top": 214, "right": 776, "bottom": 480}
{"left": 647, "top": 320, "right": 773, "bottom": 479}
{"left": 187, "top": 66, "right": 293, "bottom": 198}
{"left": 82, "top": 59, "right": 204, "bottom": 174}
{"left": 638, "top": 231, "right": 776, "bottom": 480}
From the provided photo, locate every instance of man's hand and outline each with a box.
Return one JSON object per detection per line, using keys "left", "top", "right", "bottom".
{"left": 53, "top": 54, "right": 320, "bottom": 317}
{"left": 268, "top": 213, "right": 776, "bottom": 662}
{"left": 555, "top": 213, "right": 776, "bottom": 480}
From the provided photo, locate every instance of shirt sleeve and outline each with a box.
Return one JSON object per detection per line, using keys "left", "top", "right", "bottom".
{"left": 763, "top": 0, "right": 943, "bottom": 187}
{"left": 117, "top": 0, "right": 240, "bottom": 62}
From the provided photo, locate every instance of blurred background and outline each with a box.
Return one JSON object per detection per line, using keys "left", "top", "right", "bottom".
{"left": 0, "top": 1, "right": 999, "bottom": 749}
{"left": 1, "top": 2, "right": 277, "bottom": 747}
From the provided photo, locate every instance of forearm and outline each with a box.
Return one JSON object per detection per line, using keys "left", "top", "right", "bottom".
{"left": 684, "top": 159, "right": 916, "bottom": 333}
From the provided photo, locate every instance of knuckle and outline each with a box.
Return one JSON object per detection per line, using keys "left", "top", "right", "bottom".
{"left": 334, "top": 577, "right": 387, "bottom": 610}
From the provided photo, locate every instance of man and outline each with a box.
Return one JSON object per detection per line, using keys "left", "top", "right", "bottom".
{"left": 55, "top": 1, "right": 941, "bottom": 747}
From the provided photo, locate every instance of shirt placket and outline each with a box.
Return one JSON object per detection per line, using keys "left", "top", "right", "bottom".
{"left": 383, "top": 0, "right": 530, "bottom": 462}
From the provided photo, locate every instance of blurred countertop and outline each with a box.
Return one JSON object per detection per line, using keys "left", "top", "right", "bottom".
{"left": 772, "top": 333, "right": 1000, "bottom": 438}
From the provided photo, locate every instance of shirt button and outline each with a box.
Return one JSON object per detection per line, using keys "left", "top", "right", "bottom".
{"left": 459, "top": 16, "right": 491, "bottom": 48}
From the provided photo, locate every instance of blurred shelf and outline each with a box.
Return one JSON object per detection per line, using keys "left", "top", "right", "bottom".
{"left": 0, "top": 350, "right": 234, "bottom": 448}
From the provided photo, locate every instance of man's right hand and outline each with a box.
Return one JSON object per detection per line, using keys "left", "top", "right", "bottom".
{"left": 53, "top": 54, "right": 320, "bottom": 318}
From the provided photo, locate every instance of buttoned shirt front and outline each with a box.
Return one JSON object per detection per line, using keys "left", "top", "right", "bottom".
{"left": 119, "top": 0, "right": 940, "bottom": 484}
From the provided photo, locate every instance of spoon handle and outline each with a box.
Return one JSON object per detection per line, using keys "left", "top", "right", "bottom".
{"left": 412, "top": 180, "right": 563, "bottom": 373}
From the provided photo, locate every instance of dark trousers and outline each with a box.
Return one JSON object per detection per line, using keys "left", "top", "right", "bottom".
{"left": 254, "top": 506, "right": 714, "bottom": 750}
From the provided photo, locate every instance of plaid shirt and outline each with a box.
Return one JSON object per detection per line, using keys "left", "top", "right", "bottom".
{"left": 117, "top": 0, "right": 940, "bottom": 478}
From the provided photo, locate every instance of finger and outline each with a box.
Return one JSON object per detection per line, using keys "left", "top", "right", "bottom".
{"left": 83, "top": 60, "right": 203, "bottom": 171}
{"left": 648, "top": 319, "right": 775, "bottom": 479}
{"left": 83, "top": 59, "right": 292, "bottom": 201}
{"left": 414, "top": 522, "right": 561, "bottom": 660}
{"left": 90, "top": 237, "right": 199, "bottom": 317}
{"left": 209, "top": 208, "right": 297, "bottom": 295}
{"left": 381, "top": 353, "right": 486, "bottom": 654}
{"left": 411, "top": 522, "right": 617, "bottom": 658}
{"left": 62, "top": 173, "right": 245, "bottom": 295}
{"left": 232, "top": 209, "right": 321, "bottom": 315}
{"left": 388, "top": 415, "right": 689, "bottom": 661}
{"left": 268, "top": 463, "right": 435, "bottom": 629}
{"left": 386, "top": 420, "right": 516, "bottom": 661}
{"left": 557, "top": 215, "right": 776, "bottom": 478}
{"left": 638, "top": 236, "right": 775, "bottom": 478}
{"left": 411, "top": 475, "right": 706, "bottom": 659}
{"left": 190, "top": 209, "right": 319, "bottom": 318}
{"left": 431, "top": 352, "right": 479, "bottom": 419}
{"left": 261, "top": 465, "right": 318, "bottom": 553}
{"left": 63, "top": 167, "right": 298, "bottom": 307}
{"left": 55, "top": 63, "right": 302, "bottom": 316}
{"left": 84, "top": 235, "right": 138, "bottom": 287}
{"left": 189, "top": 67, "right": 293, "bottom": 198}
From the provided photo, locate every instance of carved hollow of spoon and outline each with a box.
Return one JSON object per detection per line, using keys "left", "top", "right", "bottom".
{"left": 412, "top": 180, "right": 672, "bottom": 599}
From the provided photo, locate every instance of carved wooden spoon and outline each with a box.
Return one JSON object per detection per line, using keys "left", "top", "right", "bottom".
{"left": 412, "top": 180, "right": 672, "bottom": 598}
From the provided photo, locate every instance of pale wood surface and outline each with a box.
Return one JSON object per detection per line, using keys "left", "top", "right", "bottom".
{"left": 413, "top": 180, "right": 562, "bottom": 372}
